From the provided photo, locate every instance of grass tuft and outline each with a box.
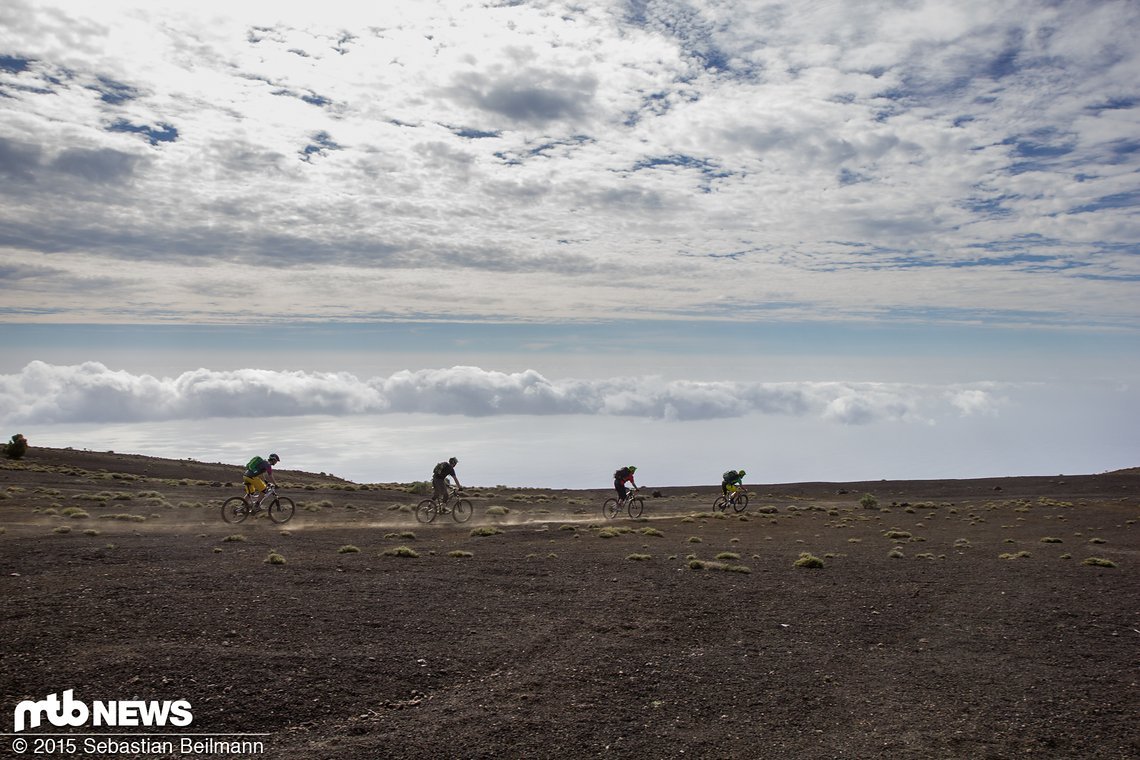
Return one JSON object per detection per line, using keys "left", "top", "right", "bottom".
{"left": 384, "top": 545, "right": 419, "bottom": 558}
{"left": 470, "top": 526, "right": 503, "bottom": 537}
{"left": 793, "top": 552, "right": 824, "bottom": 569}
{"left": 337, "top": 545, "right": 361, "bottom": 554}
{"left": 448, "top": 550, "right": 474, "bottom": 558}
{"left": 1082, "top": 556, "right": 1116, "bottom": 568}
{"left": 265, "top": 552, "right": 286, "bottom": 565}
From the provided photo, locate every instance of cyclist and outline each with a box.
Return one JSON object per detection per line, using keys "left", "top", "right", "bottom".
{"left": 243, "top": 453, "right": 279, "bottom": 504}
{"left": 432, "top": 457, "right": 462, "bottom": 503}
{"left": 721, "top": 469, "right": 746, "bottom": 498}
{"left": 613, "top": 465, "right": 638, "bottom": 504}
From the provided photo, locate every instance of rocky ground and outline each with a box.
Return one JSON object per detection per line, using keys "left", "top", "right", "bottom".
{"left": 1, "top": 448, "right": 1137, "bottom": 759}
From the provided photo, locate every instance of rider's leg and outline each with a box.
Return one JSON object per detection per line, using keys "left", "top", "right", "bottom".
{"left": 432, "top": 477, "right": 449, "bottom": 504}
{"left": 244, "top": 476, "right": 265, "bottom": 503}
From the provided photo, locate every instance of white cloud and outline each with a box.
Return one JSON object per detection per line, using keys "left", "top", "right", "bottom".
{"left": 0, "top": 361, "right": 1008, "bottom": 427}
{"left": 0, "top": 0, "right": 1137, "bottom": 327}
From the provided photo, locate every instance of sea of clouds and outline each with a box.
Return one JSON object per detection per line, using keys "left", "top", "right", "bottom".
{"left": 0, "top": 361, "right": 1001, "bottom": 427}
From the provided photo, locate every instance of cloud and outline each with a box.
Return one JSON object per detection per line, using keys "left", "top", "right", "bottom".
{"left": 0, "top": 361, "right": 1008, "bottom": 427}
{"left": 0, "top": 1, "right": 1137, "bottom": 328}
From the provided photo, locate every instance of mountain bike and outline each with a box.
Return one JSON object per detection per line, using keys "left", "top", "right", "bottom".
{"left": 415, "top": 486, "right": 473, "bottom": 524}
{"left": 603, "top": 487, "right": 644, "bottom": 519}
{"left": 713, "top": 486, "right": 749, "bottom": 514}
{"left": 221, "top": 484, "right": 295, "bottom": 524}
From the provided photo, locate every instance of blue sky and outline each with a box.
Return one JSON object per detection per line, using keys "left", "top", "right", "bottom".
{"left": 1, "top": 1, "right": 1137, "bottom": 486}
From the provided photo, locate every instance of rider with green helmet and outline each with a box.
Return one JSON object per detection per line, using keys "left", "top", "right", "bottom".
{"left": 614, "top": 465, "right": 638, "bottom": 504}
{"left": 721, "top": 468, "right": 746, "bottom": 496}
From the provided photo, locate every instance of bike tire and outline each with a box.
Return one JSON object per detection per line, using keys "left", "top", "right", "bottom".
{"left": 415, "top": 499, "right": 437, "bottom": 524}
{"left": 267, "top": 496, "right": 295, "bottom": 524}
{"left": 627, "top": 497, "right": 644, "bottom": 519}
{"left": 452, "top": 499, "right": 473, "bottom": 522}
{"left": 712, "top": 495, "right": 728, "bottom": 513}
{"left": 221, "top": 496, "right": 248, "bottom": 524}
{"left": 602, "top": 498, "right": 620, "bottom": 519}
{"left": 733, "top": 493, "right": 749, "bottom": 513}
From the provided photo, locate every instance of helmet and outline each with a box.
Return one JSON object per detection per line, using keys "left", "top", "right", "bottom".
{"left": 738, "top": 469, "right": 746, "bottom": 476}
{"left": 627, "top": 465, "right": 637, "bottom": 472}
{"left": 448, "top": 457, "right": 458, "bottom": 465}
{"left": 268, "top": 453, "right": 280, "bottom": 464}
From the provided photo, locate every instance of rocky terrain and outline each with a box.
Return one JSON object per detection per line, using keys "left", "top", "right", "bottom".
{"left": 1, "top": 447, "right": 1137, "bottom": 759}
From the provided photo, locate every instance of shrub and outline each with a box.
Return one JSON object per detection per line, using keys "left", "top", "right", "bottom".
{"left": 882, "top": 529, "right": 911, "bottom": 540}
{"left": 715, "top": 552, "right": 741, "bottom": 561}
{"left": 223, "top": 534, "right": 246, "bottom": 543}
{"left": 384, "top": 545, "right": 419, "bottom": 558}
{"left": 470, "top": 527, "right": 503, "bottom": 537}
{"left": 53, "top": 525, "right": 72, "bottom": 534}
{"left": 626, "top": 553, "right": 652, "bottom": 561}
{"left": 265, "top": 552, "right": 286, "bottom": 565}
{"left": 338, "top": 545, "right": 361, "bottom": 554}
{"left": 888, "top": 548, "right": 905, "bottom": 559}
{"left": 638, "top": 527, "right": 664, "bottom": 537}
{"left": 1040, "top": 537, "right": 1063, "bottom": 543}
{"left": 448, "top": 550, "right": 474, "bottom": 558}
{"left": 689, "top": 559, "right": 751, "bottom": 573}
{"left": 1082, "top": 557, "right": 1117, "bottom": 568}
{"left": 794, "top": 552, "right": 824, "bottom": 568}
{"left": 407, "top": 481, "right": 430, "bottom": 496}
{"left": 486, "top": 506, "right": 510, "bottom": 516}
{"left": 859, "top": 493, "right": 878, "bottom": 509}
{"left": 5, "top": 434, "right": 28, "bottom": 460}
{"left": 999, "top": 551, "right": 1032, "bottom": 560}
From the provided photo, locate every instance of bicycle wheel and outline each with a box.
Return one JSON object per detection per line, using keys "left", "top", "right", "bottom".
{"left": 415, "top": 499, "right": 438, "bottom": 524}
{"left": 602, "top": 498, "right": 620, "bottom": 519}
{"left": 627, "top": 497, "right": 644, "bottom": 519}
{"left": 452, "top": 499, "right": 473, "bottom": 522}
{"left": 733, "top": 493, "right": 749, "bottom": 513}
{"left": 712, "top": 495, "right": 728, "bottom": 513}
{"left": 221, "top": 496, "right": 248, "bottom": 524}
{"left": 267, "top": 496, "right": 295, "bottom": 524}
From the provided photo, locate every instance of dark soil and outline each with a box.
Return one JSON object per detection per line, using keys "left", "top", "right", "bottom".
{"left": 1, "top": 448, "right": 1137, "bottom": 759}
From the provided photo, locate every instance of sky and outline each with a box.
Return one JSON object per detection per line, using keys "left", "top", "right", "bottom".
{"left": 1, "top": 0, "right": 1137, "bottom": 487}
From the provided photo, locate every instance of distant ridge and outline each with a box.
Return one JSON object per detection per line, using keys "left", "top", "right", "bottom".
{"left": 5, "top": 446, "right": 1137, "bottom": 497}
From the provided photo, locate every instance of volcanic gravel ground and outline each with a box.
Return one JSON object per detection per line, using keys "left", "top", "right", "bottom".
{"left": 1, "top": 449, "right": 1137, "bottom": 759}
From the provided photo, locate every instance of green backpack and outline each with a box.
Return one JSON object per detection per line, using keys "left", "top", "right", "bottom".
{"left": 246, "top": 456, "right": 265, "bottom": 474}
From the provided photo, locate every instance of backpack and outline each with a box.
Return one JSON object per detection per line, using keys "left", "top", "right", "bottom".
{"left": 433, "top": 462, "right": 449, "bottom": 479}
{"left": 246, "top": 456, "right": 265, "bottom": 474}
{"left": 723, "top": 470, "right": 738, "bottom": 482}
{"left": 614, "top": 468, "right": 629, "bottom": 480}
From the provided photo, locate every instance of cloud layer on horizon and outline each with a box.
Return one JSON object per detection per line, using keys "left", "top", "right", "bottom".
{"left": 0, "top": 361, "right": 1004, "bottom": 427}
{"left": 0, "top": 0, "right": 1137, "bottom": 328}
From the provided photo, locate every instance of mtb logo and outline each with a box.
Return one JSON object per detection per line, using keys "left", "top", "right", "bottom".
{"left": 13, "top": 690, "right": 193, "bottom": 732}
